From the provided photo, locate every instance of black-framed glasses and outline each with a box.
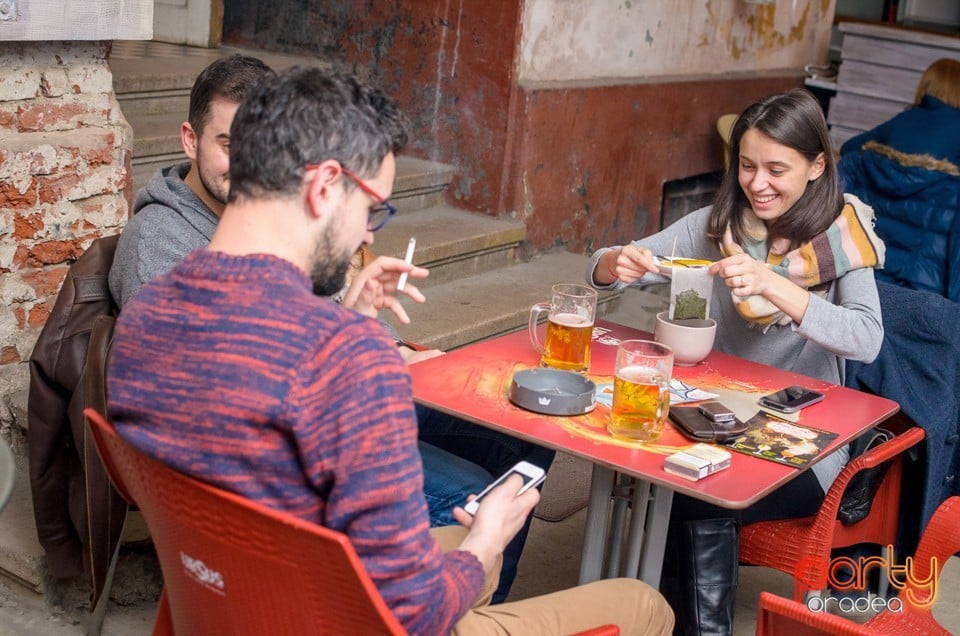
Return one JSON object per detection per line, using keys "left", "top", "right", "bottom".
{"left": 340, "top": 166, "right": 397, "bottom": 231}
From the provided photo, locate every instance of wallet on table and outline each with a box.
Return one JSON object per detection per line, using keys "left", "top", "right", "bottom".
{"left": 668, "top": 405, "right": 748, "bottom": 443}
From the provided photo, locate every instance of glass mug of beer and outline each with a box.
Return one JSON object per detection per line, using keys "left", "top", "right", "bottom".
{"left": 528, "top": 284, "right": 598, "bottom": 373}
{"left": 608, "top": 340, "right": 673, "bottom": 442}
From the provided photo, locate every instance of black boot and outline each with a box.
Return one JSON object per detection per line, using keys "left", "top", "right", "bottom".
{"left": 658, "top": 530, "right": 684, "bottom": 635}
{"left": 677, "top": 518, "right": 739, "bottom": 636}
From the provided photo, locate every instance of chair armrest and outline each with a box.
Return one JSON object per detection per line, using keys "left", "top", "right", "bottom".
{"left": 809, "top": 427, "right": 924, "bottom": 536}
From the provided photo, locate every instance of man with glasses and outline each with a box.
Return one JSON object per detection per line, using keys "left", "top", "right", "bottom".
{"left": 107, "top": 55, "right": 492, "bottom": 531}
{"left": 107, "top": 65, "right": 671, "bottom": 636}
{"left": 112, "top": 55, "right": 554, "bottom": 601}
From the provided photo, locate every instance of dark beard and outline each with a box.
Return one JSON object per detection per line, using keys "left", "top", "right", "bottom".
{"left": 310, "top": 226, "right": 353, "bottom": 297}
{"left": 312, "top": 258, "right": 350, "bottom": 297}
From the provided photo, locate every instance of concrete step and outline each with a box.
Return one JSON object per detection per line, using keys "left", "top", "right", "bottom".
{"left": 113, "top": 40, "right": 339, "bottom": 193}
{"left": 374, "top": 206, "right": 525, "bottom": 287}
{"left": 383, "top": 251, "right": 621, "bottom": 352}
{"left": 110, "top": 41, "right": 332, "bottom": 96}
{"left": 130, "top": 153, "right": 457, "bottom": 214}
{"left": 128, "top": 112, "right": 183, "bottom": 160}
{"left": 117, "top": 89, "right": 190, "bottom": 118}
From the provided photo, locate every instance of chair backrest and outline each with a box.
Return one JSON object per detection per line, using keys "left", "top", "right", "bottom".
{"left": 814, "top": 427, "right": 924, "bottom": 549}
{"left": 85, "top": 408, "right": 406, "bottom": 636}
{"left": 909, "top": 496, "right": 960, "bottom": 602}
{"left": 864, "top": 496, "right": 960, "bottom": 634}
{"left": 756, "top": 592, "right": 874, "bottom": 636}
{"left": 829, "top": 431, "right": 915, "bottom": 551}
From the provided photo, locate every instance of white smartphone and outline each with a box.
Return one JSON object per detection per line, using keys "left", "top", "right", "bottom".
{"left": 463, "top": 461, "right": 546, "bottom": 516}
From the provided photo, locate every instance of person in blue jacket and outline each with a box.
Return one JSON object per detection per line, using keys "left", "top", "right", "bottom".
{"left": 840, "top": 58, "right": 960, "bottom": 300}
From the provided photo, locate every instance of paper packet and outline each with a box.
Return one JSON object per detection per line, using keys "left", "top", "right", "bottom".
{"left": 669, "top": 266, "right": 713, "bottom": 320}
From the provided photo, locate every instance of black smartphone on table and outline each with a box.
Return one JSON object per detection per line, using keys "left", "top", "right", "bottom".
{"left": 759, "top": 386, "right": 825, "bottom": 414}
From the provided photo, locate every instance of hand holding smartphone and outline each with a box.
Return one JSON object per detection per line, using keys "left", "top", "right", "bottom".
{"left": 759, "top": 385, "right": 825, "bottom": 414}
{"left": 463, "top": 461, "right": 546, "bottom": 516}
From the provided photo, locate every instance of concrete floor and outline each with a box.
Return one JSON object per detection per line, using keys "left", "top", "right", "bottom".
{"left": 2, "top": 286, "right": 959, "bottom": 634}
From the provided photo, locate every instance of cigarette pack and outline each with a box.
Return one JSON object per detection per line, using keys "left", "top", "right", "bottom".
{"left": 664, "top": 443, "right": 732, "bottom": 481}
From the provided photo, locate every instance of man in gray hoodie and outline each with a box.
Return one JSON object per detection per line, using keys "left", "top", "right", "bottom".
{"left": 110, "top": 55, "right": 266, "bottom": 305}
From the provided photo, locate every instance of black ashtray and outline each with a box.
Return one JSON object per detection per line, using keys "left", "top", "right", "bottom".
{"left": 509, "top": 369, "right": 597, "bottom": 416}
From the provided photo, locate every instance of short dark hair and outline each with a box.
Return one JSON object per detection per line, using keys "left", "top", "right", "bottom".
{"left": 227, "top": 66, "right": 409, "bottom": 202}
{"left": 708, "top": 89, "right": 842, "bottom": 249}
{"left": 188, "top": 54, "right": 272, "bottom": 136}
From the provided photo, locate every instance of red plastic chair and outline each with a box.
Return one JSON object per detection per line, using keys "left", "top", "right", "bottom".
{"left": 572, "top": 627, "right": 619, "bottom": 636}
{"left": 755, "top": 591, "right": 875, "bottom": 635}
{"left": 862, "top": 496, "right": 959, "bottom": 635}
{"left": 754, "top": 496, "right": 960, "bottom": 635}
{"left": 740, "top": 427, "right": 925, "bottom": 600}
{"left": 86, "top": 408, "right": 407, "bottom": 636}
{"left": 86, "top": 409, "right": 622, "bottom": 635}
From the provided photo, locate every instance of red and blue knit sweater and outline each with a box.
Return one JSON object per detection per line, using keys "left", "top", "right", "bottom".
{"left": 107, "top": 249, "right": 483, "bottom": 634}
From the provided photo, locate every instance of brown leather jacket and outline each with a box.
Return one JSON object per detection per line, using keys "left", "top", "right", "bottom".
{"left": 27, "top": 234, "right": 125, "bottom": 607}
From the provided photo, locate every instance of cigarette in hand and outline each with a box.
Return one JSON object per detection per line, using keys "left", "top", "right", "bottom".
{"left": 397, "top": 236, "right": 416, "bottom": 292}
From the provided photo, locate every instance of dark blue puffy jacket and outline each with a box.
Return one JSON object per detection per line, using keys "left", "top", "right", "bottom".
{"left": 840, "top": 146, "right": 960, "bottom": 301}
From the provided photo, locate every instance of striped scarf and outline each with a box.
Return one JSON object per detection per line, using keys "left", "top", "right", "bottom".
{"left": 719, "top": 193, "right": 886, "bottom": 328}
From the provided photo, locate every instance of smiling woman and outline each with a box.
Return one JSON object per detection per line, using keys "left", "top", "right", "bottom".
{"left": 586, "top": 88, "right": 886, "bottom": 636}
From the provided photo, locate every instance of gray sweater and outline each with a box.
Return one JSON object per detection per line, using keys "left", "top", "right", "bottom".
{"left": 587, "top": 205, "right": 885, "bottom": 491}
{"left": 109, "top": 163, "right": 218, "bottom": 307}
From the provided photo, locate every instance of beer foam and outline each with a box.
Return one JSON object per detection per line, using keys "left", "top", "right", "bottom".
{"left": 550, "top": 312, "right": 592, "bottom": 327}
{"left": 616, "top": 365, "right": 660, "bottom": 383}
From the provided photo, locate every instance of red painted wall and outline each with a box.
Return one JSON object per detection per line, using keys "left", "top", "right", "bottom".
{"left": 223, "top": 1, "right": 804, "bottom": 252}
{"left": 510, "top": 76, "right": 804, "bottom": 252}
{"left": 223, "top": 0, "right": 521, "bottom": 217}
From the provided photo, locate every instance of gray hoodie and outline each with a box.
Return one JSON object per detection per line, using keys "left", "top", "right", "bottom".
{"left": 109, "top": 163, "right": 219, "bottom": 307}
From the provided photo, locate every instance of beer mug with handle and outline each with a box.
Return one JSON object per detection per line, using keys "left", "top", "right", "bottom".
{"left": 609, "top": 340, "right": 673, "bottom": 442}
{"left": 528, "top": 284, "right": 598, "bottom": 373}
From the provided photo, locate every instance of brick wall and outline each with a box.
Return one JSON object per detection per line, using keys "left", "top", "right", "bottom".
{"left": 0, "top": 41, "right": 131, "bottom": 443}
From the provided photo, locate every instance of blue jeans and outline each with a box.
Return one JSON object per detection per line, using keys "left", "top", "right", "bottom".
{"left": 419, "top": 440, "right": 491, "bottom": 527}
{"left": 416, "top": 403, "right": 556, "bottom": 603}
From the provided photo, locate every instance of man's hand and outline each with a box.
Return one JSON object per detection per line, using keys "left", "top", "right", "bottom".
{"left": 341, "top": 256, "right": 429, "bottom": 323}
{"left": 451, "top": 475, "right": 540, "bottom": 575}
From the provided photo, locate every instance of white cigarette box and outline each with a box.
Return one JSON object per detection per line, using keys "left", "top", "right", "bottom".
{"left": 664, "top": 443, "right": 732, "bottom": 481}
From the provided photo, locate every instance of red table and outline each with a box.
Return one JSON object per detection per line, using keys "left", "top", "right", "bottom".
{"left": 409, "top": 320, "right": 899, "bottom": 586}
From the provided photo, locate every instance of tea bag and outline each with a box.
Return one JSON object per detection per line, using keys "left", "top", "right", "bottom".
{"left": 669, "top": 266, "right": 713, "bottom": 320}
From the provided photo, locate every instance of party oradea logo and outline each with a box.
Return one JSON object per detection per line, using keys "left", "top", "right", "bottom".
{"left": 793, "top": 549, "right": 939, "bottom": 614}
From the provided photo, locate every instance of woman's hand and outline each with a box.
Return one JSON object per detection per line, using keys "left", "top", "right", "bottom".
{"left": 341, "top": 256, "right": 429, "bottom": 323}
{"left": 709, "top": 254, "right": 811, "bottom": 323}
{"left": 596, "top": 245, "right": 659, "bottom": 285}
{"left": 709, "top": 253, "right": 773, "bottom": 298}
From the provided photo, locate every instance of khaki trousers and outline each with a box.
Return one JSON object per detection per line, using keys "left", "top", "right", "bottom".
{"left": 431, "top": 526, "right": 674, "bottom": 636}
